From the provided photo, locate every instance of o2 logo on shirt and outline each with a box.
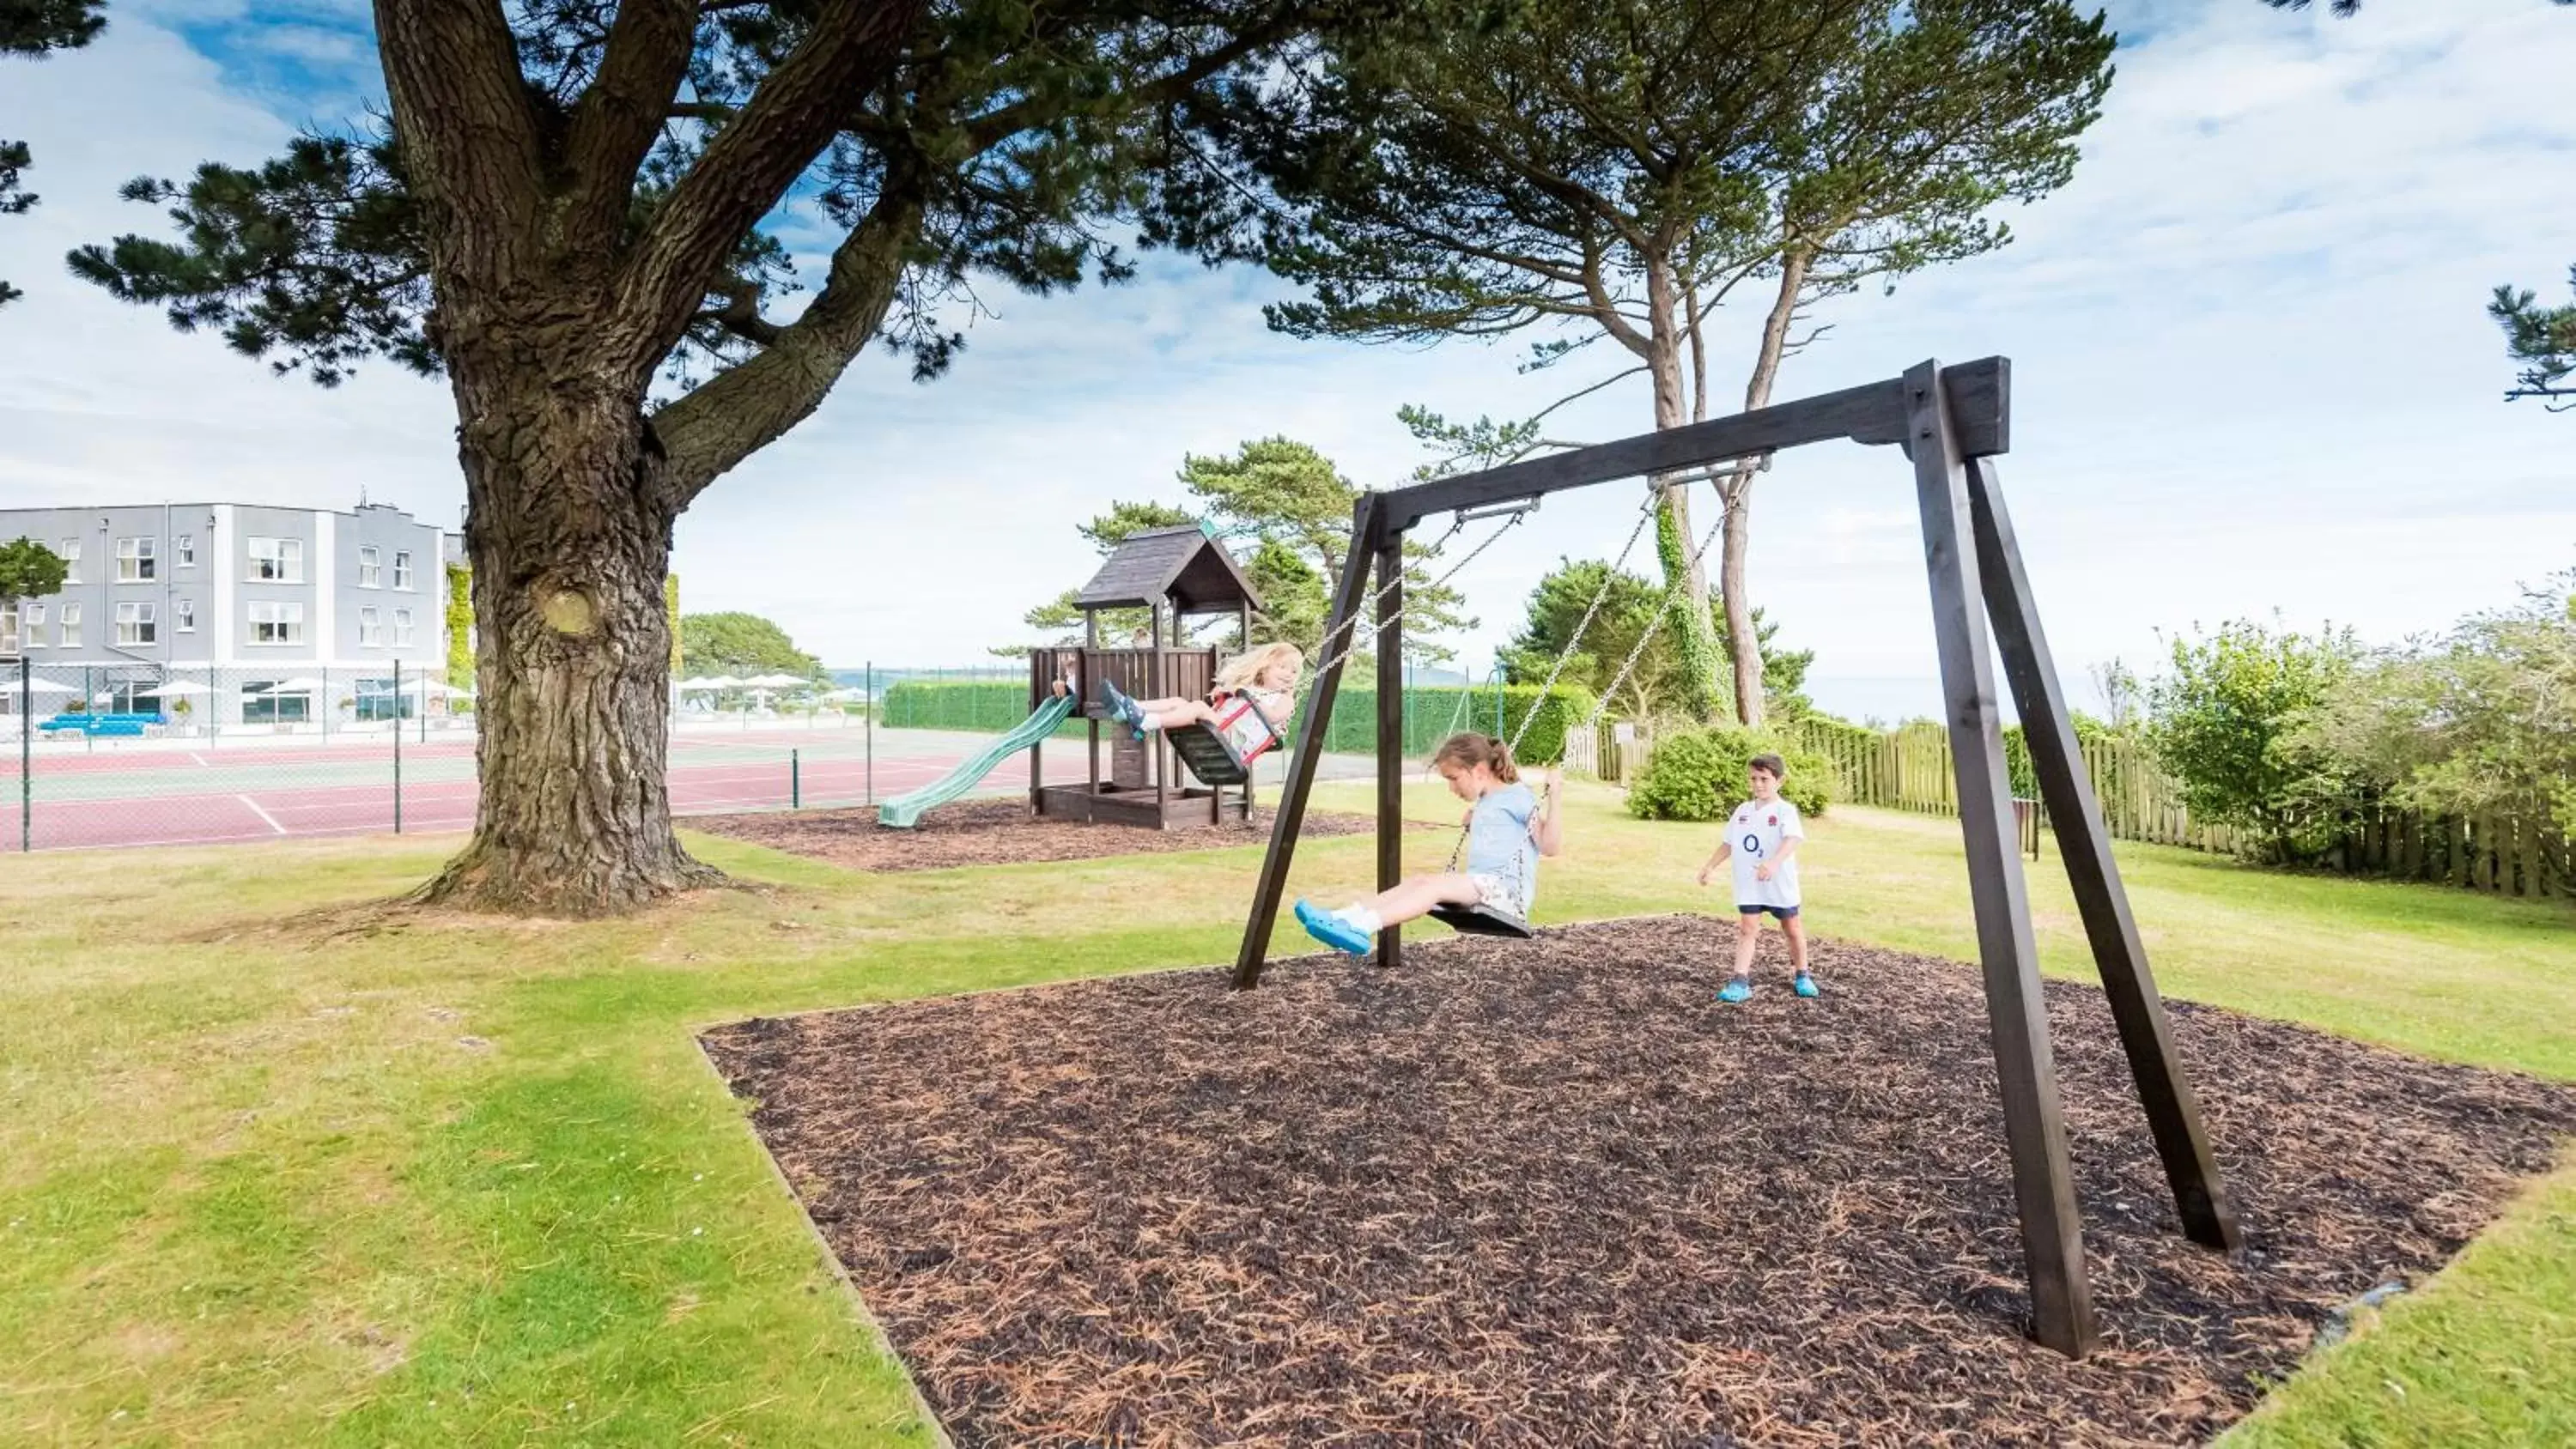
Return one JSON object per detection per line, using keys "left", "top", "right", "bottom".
{"left": 1741, "top": 832, "right": 1762, "bottom": 855}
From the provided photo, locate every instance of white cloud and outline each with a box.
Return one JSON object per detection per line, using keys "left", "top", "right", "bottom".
{"left": 1, "top": 0, "right": 2570, "bottom": 726}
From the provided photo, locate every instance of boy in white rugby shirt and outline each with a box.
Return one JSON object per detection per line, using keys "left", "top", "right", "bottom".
{"left": 1695, "top": 754, "right": 1816, "bottom": 1003}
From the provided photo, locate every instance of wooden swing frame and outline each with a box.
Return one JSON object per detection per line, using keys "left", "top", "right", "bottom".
{"left": 1230, "top": 357, "right": 2241, "bottom": 1359}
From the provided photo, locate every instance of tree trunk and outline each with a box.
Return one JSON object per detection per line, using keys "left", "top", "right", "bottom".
{"left": 1644, "top": 257, "right": 1728, "bottom": 724}
{"left": 1721, "top": 242, "right": 1814, "bottom": 732}
{"left": 419, "top": 367, "right": 717, "bottom": 914}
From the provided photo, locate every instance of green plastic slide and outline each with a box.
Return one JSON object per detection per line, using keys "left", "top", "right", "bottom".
{"left": 873, "top": 690, "right": 1078, "bottom": 829}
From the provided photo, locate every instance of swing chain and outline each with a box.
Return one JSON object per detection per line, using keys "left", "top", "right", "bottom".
{"left": 1307, "top": 506, "right": 1525, "bottom": 681}
{"left": 1502, "top": 495, "right": 1659, "bottom": 758}
{"left": 1573, "top": 500, "right": 1731, "bottom": 743}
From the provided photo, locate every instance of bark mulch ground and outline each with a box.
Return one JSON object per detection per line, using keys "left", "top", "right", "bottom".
{"left": 688, "top": 797, "right": 1379, "bottom": 873}
{"left": 699, "top": 916, "right": 2576, "bottom": 1448}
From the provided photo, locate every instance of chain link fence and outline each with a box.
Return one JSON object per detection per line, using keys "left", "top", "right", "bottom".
{"left": 0, "top": 658, "right": 1034, "bottom": 852}
{"left": 1, "top": 656, "right": 1546, "bottom": 853}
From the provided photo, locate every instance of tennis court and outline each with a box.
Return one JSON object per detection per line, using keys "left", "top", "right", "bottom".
{"left": 0, "top": 723, "right": 1105, "bottom": 852}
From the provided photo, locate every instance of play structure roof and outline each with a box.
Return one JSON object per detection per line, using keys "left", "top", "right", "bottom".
{"left": 1073, "top": 524, "right": 1263, "bottom": 614}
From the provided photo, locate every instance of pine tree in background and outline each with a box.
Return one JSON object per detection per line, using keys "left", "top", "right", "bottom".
{"left": 0, "top": 0, "right": 106, "bottom": 307}
{"left": 1177, "top": 0, "right": 2113, "bottom": 727}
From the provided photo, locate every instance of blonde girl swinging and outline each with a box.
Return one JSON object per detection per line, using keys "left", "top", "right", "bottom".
{"left": 1100, "top": 641, "right": 1302, "bottom": 763}
{"left": 1295, "top": 731, "right": 1563, "bottom": 954}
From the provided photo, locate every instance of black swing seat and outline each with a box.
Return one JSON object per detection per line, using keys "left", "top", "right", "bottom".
{"left": 1427, "top": 902, "right": 1537, "bottom": 939}
{"left": 1163, "top": 694, "right": 1283, "bottom": 789}
{"left": 1164, "top": 720, "right": 1254, "bottom": 786}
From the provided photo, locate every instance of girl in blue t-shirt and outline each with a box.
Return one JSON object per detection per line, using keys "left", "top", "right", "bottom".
{"left": 1295, "top": 732, "right": 1561, "bottom": 955}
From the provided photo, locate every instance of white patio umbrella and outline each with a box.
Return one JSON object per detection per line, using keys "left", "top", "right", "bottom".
{"left": 270, "top": 676, "right": 331, "bottom": 694}
{"left": 138, "top": 680, "right": 216, "bottom": 697}
{"left": 744, "top": 672, "right": 809, "bottom": 689}
{"left": 675, "top": 676, "right": 726, "bottom": 691}
{"left": 399, "top": 676, "right": 470, "bottom": 697}
{"left": 20, "top": 676, "right": 82, "bottom": 697}
{"left": 703, "top": 674, "right": 746, "bottom": 689}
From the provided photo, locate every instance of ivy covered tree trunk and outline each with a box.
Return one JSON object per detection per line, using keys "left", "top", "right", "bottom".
{"left": 1645, "top": 258, "right": 1729, "bottom": 723}
{"left": 422, "top": 367, "right": 716, "bottom": 912}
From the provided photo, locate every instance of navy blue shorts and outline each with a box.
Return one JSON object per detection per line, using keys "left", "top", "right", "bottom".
{"left": 1735, "top": 903, "right": 1801, "bottom": 919}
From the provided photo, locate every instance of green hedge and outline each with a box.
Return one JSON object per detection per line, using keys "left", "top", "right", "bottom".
{"left": 878, "top": 678, "right": 1596, "bottom": 761}
{"left": 880, "top": 681, "right": 1087, "bottom": 737}
{"left": 1318, "top": 683, "right": 1597, "bottom": 762}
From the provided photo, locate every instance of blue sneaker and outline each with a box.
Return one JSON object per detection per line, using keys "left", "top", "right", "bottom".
{"left": 1718, "top": 978, "right": 1753, "bottom": 1004}
{"left": 1098, "top": 680, "right": 1146, "bottom": 740}
{"left": 1295, "top": 899, "right": 1373, "bottom": 956}
{"left": 1794, "top": 973, "right": 1820, "bottom": 999}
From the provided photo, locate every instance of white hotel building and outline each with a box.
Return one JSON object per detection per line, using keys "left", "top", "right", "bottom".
{"left": 0, "top": 500, "right": 463, "bottom": 729}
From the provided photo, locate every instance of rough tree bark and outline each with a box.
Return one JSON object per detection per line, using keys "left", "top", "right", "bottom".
{"left": 374, "top": 0, "right": 924, "bottom": 913}
{"left": 424, "top": 367, "right": 714, "bottom": 912}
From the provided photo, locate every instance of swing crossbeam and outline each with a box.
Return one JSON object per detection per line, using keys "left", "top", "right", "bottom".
{"left": 1376, "top": 359, "right": 2007, "bottom": 532}
{"left": 1230, "top": 355, "right": 2238, "bottom": 1366}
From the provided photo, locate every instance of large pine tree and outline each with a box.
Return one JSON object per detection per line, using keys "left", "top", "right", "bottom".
{"left": 70, "top": 0, "right": 1366, "bottom": 913}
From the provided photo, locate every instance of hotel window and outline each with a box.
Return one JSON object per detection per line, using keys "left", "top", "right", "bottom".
{"left": 59, "top": 603, "right": 82, "bottom": 648}
{"left": 58, "top": 538, "right": 80, "bottom": 584}
{"left": 248, "top": 537, "right": 305, "bottom": 583}
{"left": 176, "top": 534, "right": 196, "bottom": 567}
{"left": 358, "top": 545, "right": 382, "bottom": 588}
{"left": 240, "top": 681, "right": 312, "bottom": 724}
{"left": 0, "top": 603, "right": 15, "bottom": 655}
{"left": 392, "top": 609, "right": 415, "bottom": 647}
{"left": 359, "top": 607, "right": 384, "bottom": 647}
{"left": 176, "top": 599, "right": 197, "bottom": 633}
{"left": 117, "top": 537, "right": 157, "bottom": 582}
{"left": 393, "top": 550, "right": 414, "bottom": 590}
{"left": 21, "top": 603, "right": 45, "bottom": 648}
{"left": 116, "top": 601, "right": 157, "bottom": 646}
{"left": 249, "top": 600, "right": 304, "bottom": 645}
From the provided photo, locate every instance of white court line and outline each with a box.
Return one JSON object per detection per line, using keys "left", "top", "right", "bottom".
{"left": 237, "top": 794, "right": 288, "bottom": 834}
{"left": 188, "top": 752, "right": 210, "bottom": 767}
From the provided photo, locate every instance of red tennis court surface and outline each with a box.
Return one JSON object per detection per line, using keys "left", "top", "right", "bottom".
{"left": 1, "top": 726, "right": 1115, "bottom": 852}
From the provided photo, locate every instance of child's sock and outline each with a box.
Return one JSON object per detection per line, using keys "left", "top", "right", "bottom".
{"left": 1334, "top": 905, "right": 1384, "bottom": 935}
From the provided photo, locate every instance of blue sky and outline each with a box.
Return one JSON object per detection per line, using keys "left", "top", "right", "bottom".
{"left": 3, "top": 0, "right": 2572, "bottom": 722}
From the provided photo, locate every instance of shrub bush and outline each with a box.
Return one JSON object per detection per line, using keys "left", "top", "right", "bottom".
{"left": 1625, "top": 726, "right": 1833, "bottom": 822}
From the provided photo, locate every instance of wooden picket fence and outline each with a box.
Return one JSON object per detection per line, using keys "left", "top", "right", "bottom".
{"left": 1782, "top": 719, "right": 2567, "bottom": 901}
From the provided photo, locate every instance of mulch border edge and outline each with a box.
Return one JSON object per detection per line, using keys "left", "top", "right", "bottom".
{"left": 688, "top": 1033, "right": 963, "bottom": 1449}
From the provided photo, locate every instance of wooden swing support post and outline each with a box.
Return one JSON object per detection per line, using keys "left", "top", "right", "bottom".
{"left": 1229, "top": 357, "right": 2240, "bottom": 1359}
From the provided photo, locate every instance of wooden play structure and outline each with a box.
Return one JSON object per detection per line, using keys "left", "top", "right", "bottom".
{"left": 1027, "top": 524, "right": 1276, "bottom": 829}
{"left": 1232, "top": 357, "right": 2242, "bottom": 1361}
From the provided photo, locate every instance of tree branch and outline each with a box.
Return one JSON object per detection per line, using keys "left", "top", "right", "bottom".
{"left": 655, "top": 166, "right": 930, "bottom": 506}
{"left": 372, "top": 0, "right": 550, "bottom": 288}
{"left": 696, "top": 276, "right": 786, "bottom": 347}
{"left": 964, "top": 6, "right": 1296, "bottom": 151}
{"left": 1582, "top": 238, "right": 1651, "bottom": 356}
{"left": 609, "top": 0, "right": 927, "bottom": 381}
{"left": 561, "top": 0, "right": 697, "bottom": 255}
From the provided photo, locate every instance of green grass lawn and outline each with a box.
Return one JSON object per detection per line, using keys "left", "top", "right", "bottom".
{"left": 1, "top": 785, "right": 2568, "bottom": 1446}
